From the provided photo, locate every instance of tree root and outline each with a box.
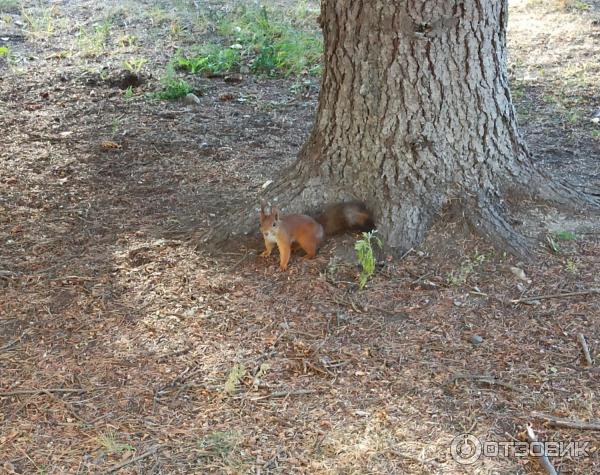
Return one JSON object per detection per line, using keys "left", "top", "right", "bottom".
{"left": 464, "top": 194, "right": 537, "bottom": 261}
{"left": 193, "top": 171, "right": 330, "bottom": 250}
{"left": 198, "top": 158, "right": 596, "bottom": 262}
{"left": 514, "top": 169, "right": 600, "bottom": 211}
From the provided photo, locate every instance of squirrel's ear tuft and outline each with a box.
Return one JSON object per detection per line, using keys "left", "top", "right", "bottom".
{"left": 272, "top": 206, "right": 279, "bottom": 220}
{"left": 260, "top": 201, "right": 266, "bottom": 218}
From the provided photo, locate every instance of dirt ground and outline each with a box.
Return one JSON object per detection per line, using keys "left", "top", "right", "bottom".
{"left": 1, "top": 0, "right": 599, "bottom": 474}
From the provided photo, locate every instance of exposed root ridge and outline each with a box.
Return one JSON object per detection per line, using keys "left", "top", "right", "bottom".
{"left": 516, "top": 169, "right": 600, "bottom": 211}
{"left": 464, "top": 194, "right": 536, "bottom": 261}
{"left": 197, "top": 171, "right": 329, "bottom": 250}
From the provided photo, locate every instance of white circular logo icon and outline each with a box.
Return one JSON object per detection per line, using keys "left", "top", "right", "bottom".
{"left": 450, "top": 434, "right": 482, "bottom": 465}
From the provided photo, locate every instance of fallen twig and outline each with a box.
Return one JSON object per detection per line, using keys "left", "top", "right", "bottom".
{"left": 526, "top": 424, "right": 558, "bottom": 475}
{"left": 263, "top": 449, "right": 285, "bottom": 470}
{"left": 577, "top": 333, "right": 593, "bottom": 366}
{"left": 511, "top": 288, "right": 599, "bottom": 304}
{"left": 104, "top": 446, "right": 160, "bottom": 473}
{"left": 330, "top": 297, "right": 363, "bottom": 313}
{"left": 50, "top": 275, "right": 97, "bottom": 282}
{"left": 0, "top": 388, "right": 86, "bottom": 397}
{"left": 229, "top": 250, "right": 254, "bottom": 270}
{"left": 42, "top": 390, "right": 92, "bottom": 425}
{"left": 251, "top": 389, "right": 317, "bottom": 401}
{"left": 451, "top": 373, "right": 523, "bottom": 393}
{"left": 532, "top": 412, "right": 600, "bottom": 431}
{"left": 0, "top": 338, "right": 19, "bottom": 351}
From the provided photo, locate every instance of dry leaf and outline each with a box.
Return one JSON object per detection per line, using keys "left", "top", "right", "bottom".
{"left": 510, "top": 266, "right": 530, "bottom": 283}
{"left": 100, "top": 140, "right": 122, "bottom": 150}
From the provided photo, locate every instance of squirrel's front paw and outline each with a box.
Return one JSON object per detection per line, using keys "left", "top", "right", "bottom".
{"left": 260, "top": 250, "right": 271, "bottom": 257}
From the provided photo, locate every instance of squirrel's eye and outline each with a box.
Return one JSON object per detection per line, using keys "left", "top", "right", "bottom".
{"left": 272, "top": 222, "right": 276, "bottom": 227}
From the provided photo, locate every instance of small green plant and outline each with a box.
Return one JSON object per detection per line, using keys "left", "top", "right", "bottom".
{"left": 554, "top": 230, "right": 577, "bottom": 241}
{"left": 77, "top": 21, "right": 112, "bottom": 57}
{"left": 118, "top": 34, "right": 137, "bottom": 48}
{"left": 355, "top": 231, "right": 382, "bottom": 289}
{"left": 155, "top": 66, "right": 193, "bottom": 100}
{"left": 547, "top": 230, "right": 577, "bottom": 254}
{"left": 123, "top": 57, "right": 147, "bottom": 74}
{"left": 566, "top": 110, "right": 581, "bottom": 124}
{"left": 124, "top": 85, "right": 134, "bottom": 99}
{"left": 224, "top": 363, "right": 246, "bottom": 395}
{"left": 0, "top": 46, "right": 8, "bottom": 57}
{"left": 176, "top": 44, "right": 241, "bottom": 74}
{"left": 565, "top": 258, "right": 578, "bottom": 274}
{"left": 111, "top": 117, "right": 121, "bottom": 136}
{"left": 198, "top": 431, "right": 239, "bottom": 458}
{"left": 97, "top": 430, "right": 135, "bottom": 455}
{"left": 21, "top": 4, "right": 57, "bottom": 40}
{"left": 546, "top": 234, "right": 560, "bottom": 253}
{"left": 447, "top": 252, "right": 485, "bottom": 286}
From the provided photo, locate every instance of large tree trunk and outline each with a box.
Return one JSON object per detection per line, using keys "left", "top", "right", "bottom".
{"left": 206, "top": 0, "right": 599, "bottom": 257}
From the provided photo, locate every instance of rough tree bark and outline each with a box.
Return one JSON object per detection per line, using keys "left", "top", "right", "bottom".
{"left": 207, "top": 0, "right": 599, "bottom": 257}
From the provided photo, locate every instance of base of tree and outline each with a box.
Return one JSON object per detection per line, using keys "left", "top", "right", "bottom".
{"left": 200, "top": 160, "right": 599, "bottom": 262}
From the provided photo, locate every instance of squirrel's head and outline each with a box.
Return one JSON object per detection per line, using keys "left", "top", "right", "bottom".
{"left": 259, "top": 204, "right": 280, "bottom": 239}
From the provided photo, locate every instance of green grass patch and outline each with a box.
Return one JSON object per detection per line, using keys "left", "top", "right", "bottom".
{"left": 156, "top": 78, "right": 193, "bottom": 100}
{"left": 123, "top": 57, "right": 147, "bottom": 74}
{"left": 198, "top": 431, "right": 240, "bottom": 459}
{"left": 0, "top": 46, "right": 9, "bottom": 56}
{"left": 0, "top": 0, "right": 20, "bottom": 14}
{"left": 554, "top": 230, "right": 577, "bottom": 241}
{"left": 176, "top": 43, "right": 241, "bottom": 74}
{"left": 178, "top": 5, "right": 322, "bottom": 77}
{"left": 76, "top": 21, "right": 112, "bottom": 57}
{"left": 21, "top": 3, "right": 59, "bottom": 40}
{"left": 97, "top": 430, "right": 135, "bottom": 455}
{"left": 155, "top": 66, "right": 193, "bottom": 100}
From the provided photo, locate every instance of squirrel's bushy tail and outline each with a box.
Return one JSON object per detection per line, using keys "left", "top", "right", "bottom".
{"left": 316, "top": 202, "right": 374, "bottom": 236}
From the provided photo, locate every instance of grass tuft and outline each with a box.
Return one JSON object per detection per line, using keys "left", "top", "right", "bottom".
{"left": 176, "top": 43, "right": 241, "bottom": 74}
{"left": 176, "top": 5, "right": 322, "bottom": 78}
{"left": 97, "top": 430, "right": 135, "bottom": 455}
{"left": 0, "top": 0, "right": 20, "bottom": 14}
{"left": 155, "top": 65, "right": 194, "bottom": 100}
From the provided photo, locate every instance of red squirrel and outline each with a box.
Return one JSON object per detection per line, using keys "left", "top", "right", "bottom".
{"left": 259, "top": 202, "right": 374, "bottom": 270}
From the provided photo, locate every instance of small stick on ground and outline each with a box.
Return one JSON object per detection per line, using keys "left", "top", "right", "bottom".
{"left": 577, "top": 333, "right": 593, "bottom": 366}
{"left": 229, "top": 250, "right": 254, "bottom": 271}
{"left": 104, "top": 446, "right": 160, "bottom": 473}
{"left": 532, "top": 412, "right": 600, "bottom": 431}
{"left": 511, "top": 288, "right": 599, "bottom": 304}
{"left": 42, "top": 389, "right": 92, "bottom": 425}
{"left": 450, "top": 373, "right": 523, "bottom": 393}
{"left": 0, "top": 338, "right": 19, "bottom": 351}
{"left": 263, "top": 449, "right": 286, "bottom": 470}
{"left": 251, "top": 389, "right": 317, "bottom": 400}
{"left": 0, "top": 388, "right": 86, "bottom": 397}
{"left": 526, "top": 424, "right": 558, "bottom": 475}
